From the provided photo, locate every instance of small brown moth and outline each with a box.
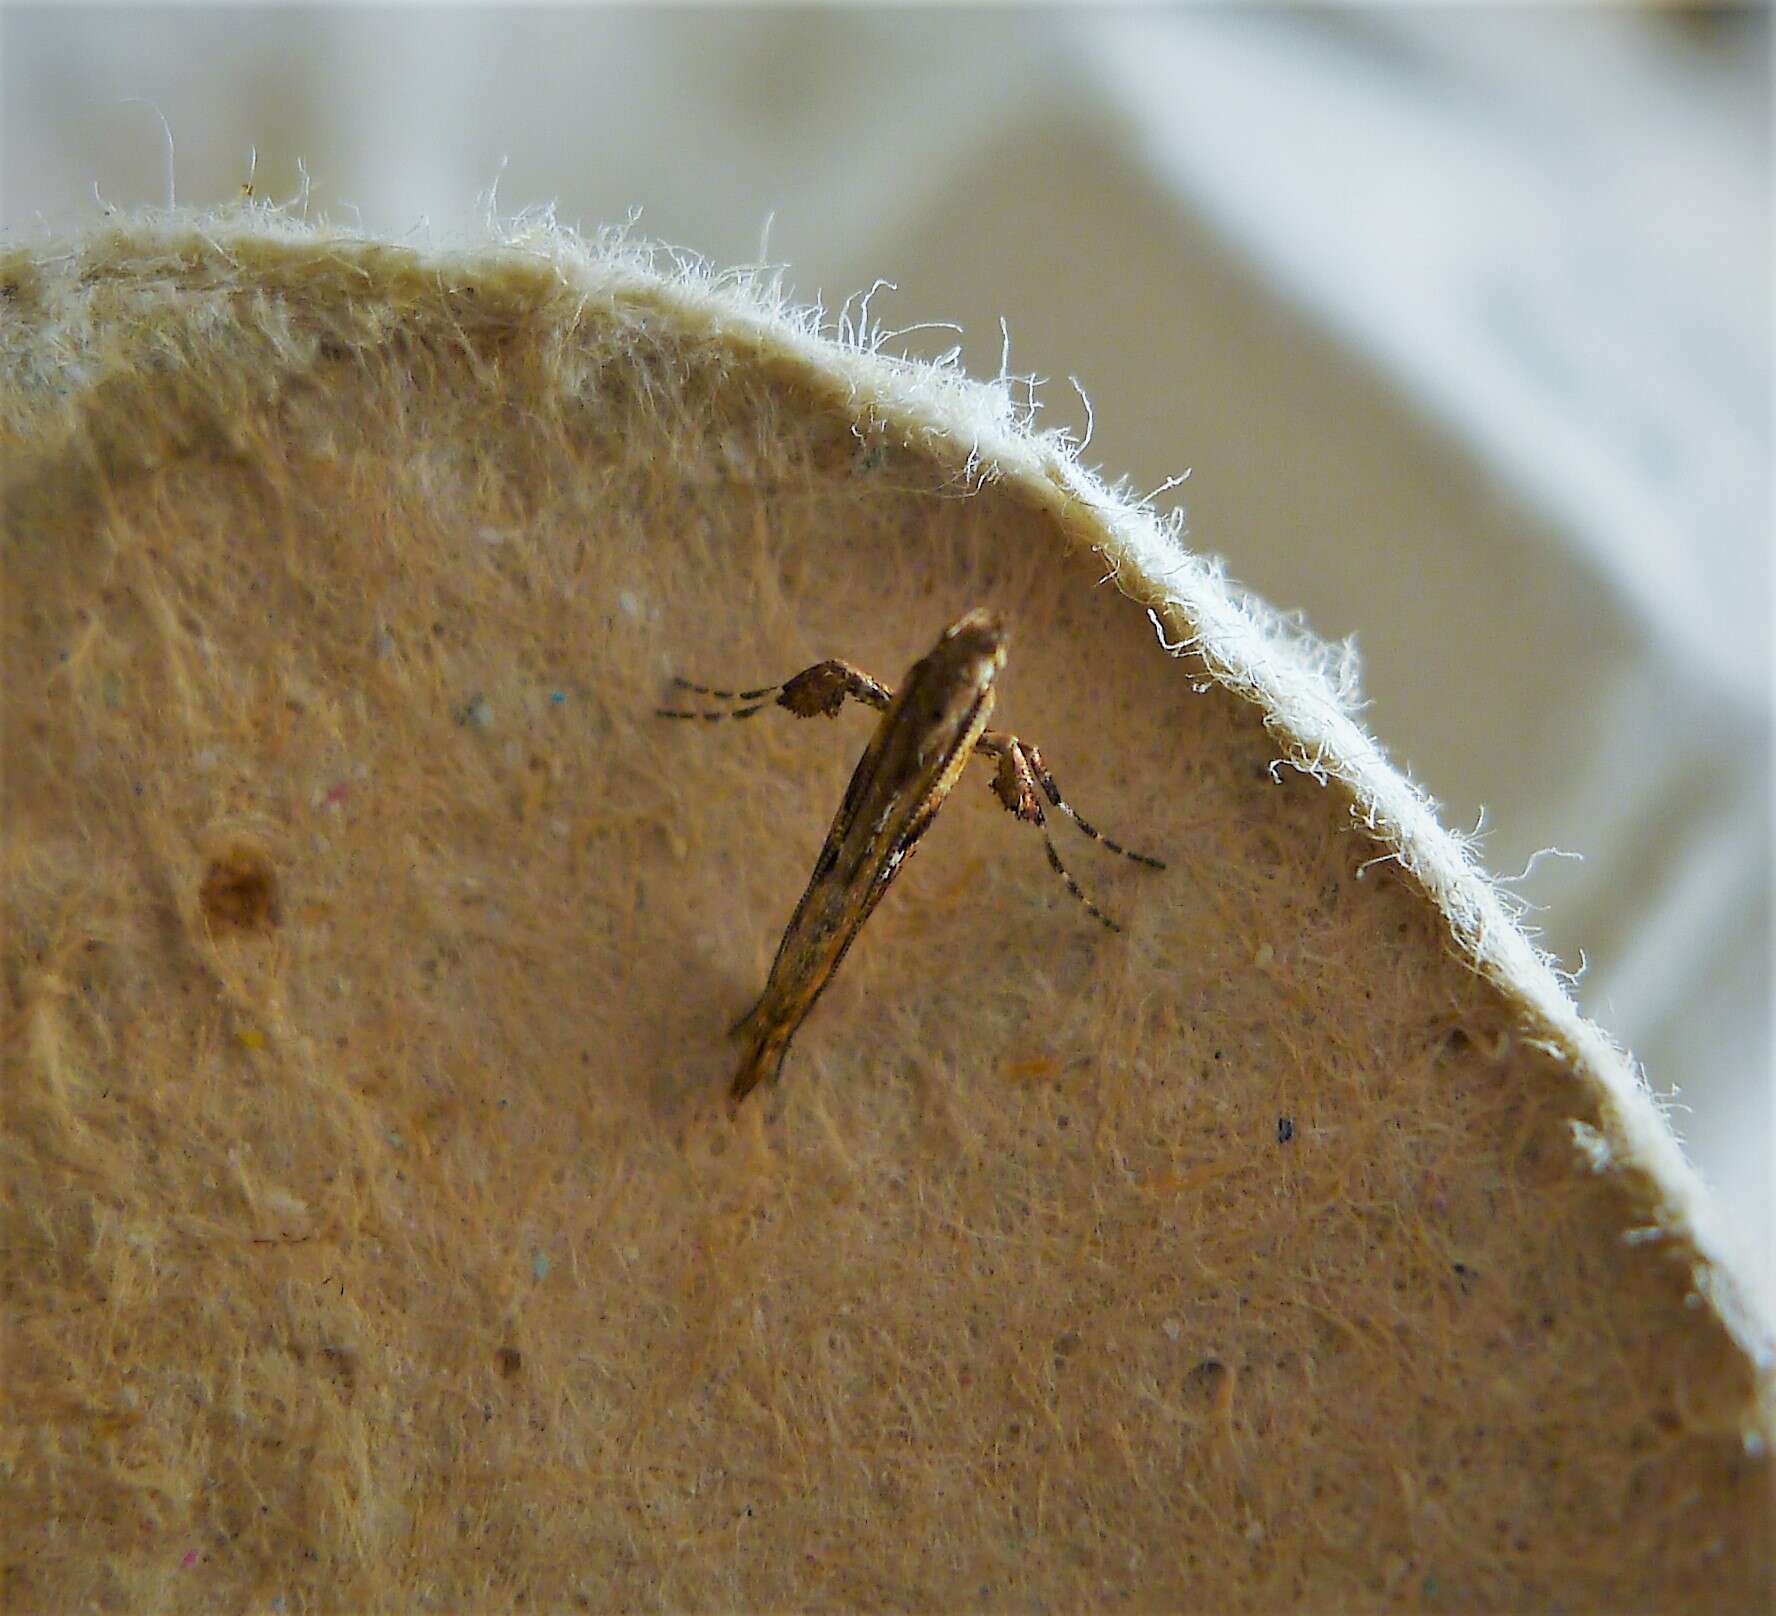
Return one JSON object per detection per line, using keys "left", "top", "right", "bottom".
{"left": 660, "top": 608, "right": 1164, "bottom": 1101}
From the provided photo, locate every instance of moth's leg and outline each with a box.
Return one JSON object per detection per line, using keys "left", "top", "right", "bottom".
{"left": 658, "top": 659, "right": 893, "bottom": 721}
{"left": 976, "top": 732, "right": 1121, "bottom": 932}
{"left": 778, "top": 661, "right": 892, "bottom": 720}
{"left": 656, "top": 675, "right": 781, "bottom": 720}
{"left": 1019, "top": 742, "right": 1167, "bottom": 868}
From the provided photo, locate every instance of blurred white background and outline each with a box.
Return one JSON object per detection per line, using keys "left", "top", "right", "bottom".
{"left": 4, "top": 4, "right": 1770, "bottom": 1313}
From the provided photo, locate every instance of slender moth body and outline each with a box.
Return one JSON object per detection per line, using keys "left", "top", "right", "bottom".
{"left": 659, "top": 608, "right": 1164, "bottom": 1102}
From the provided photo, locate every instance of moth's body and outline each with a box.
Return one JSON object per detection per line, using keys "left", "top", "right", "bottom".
{"left": 659, "top": 607, "right": 1163, "bottom": 1102}
{"left": 729, "top": 611, "right": 1005, "bottom": 1099}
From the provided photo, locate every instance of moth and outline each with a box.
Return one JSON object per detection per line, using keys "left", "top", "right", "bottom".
{"left": 660, "top": 608, "right": 1164, "bottom": 1101}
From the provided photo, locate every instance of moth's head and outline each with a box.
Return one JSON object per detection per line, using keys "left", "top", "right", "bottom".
{"left": 942, "top": 607, "right": 1008, "bottom": 680}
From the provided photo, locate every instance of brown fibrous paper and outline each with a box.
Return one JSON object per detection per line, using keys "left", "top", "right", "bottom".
{"left": 2, "top": 213, "right": 1770, "bottom": 1612}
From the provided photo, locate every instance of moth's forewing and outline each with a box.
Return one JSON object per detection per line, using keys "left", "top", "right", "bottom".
{"left": 730, "top": 610, "right": 1006, "bottom": 1097}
